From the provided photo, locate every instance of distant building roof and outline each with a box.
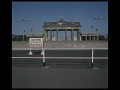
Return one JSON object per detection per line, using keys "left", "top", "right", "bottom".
{"left": 43, "top": 20, "right": 81, "bottom": 28}
{"left": 82, "top": 33, "right": 98, "bottom": 36}
{"left": 26, "top": 34, "right": 43, "bottom": 37}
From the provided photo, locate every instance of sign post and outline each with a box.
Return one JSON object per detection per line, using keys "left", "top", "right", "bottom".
{"left": 29, "top": 44, "right": 33, "bottom": 55}
{"left": 41, "top": 46, "right": 45, "bottom": 67}
{"left": 91, "top": 49, "right": 94, "bottom": 68}
{"left": 29, "top": 38, "right": 45, "bottom": 67}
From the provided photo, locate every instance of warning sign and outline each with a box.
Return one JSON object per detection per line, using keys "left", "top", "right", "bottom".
{"left": 29, "top": 38, "right": 43, "bottom": 48}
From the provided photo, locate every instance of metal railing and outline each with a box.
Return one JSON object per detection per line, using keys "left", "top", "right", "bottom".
{"left": 12, "top": 48, "right": 108, "bottom": 68}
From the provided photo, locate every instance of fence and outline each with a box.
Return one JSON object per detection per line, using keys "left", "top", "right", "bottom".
{"left": 12, "top": 48, "right": 108, "bottom": 68}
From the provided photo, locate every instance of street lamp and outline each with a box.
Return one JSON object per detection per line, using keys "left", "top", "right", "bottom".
{"left": 59, "top": 7, "right": 64, "bottom": 21}
{"left": 94, "top": 17, "right": 101, "bottom": 41}
{"left": 20, "top": 18, "right": 27, "bottom": 41}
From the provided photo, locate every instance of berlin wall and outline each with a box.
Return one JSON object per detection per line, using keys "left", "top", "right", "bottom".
{"left": 12, "top": 41, "right": 108, "bottom": 49}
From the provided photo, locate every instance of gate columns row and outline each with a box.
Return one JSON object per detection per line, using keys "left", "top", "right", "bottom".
{"left": 45, "top": 29, "right": 81, "bottom": 41}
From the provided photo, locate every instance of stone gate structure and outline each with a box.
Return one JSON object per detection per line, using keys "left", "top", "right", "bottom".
{"left": 43, "top": 18, "right": 82, "bottom": 41}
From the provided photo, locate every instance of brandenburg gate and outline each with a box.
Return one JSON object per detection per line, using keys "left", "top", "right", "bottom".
{"left": 43, "top": 19, "right": 81, "bottom": 41}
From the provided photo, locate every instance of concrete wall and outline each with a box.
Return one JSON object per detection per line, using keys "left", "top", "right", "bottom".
{"left": 12, "top": 41, "right": 108, "bottom": 49}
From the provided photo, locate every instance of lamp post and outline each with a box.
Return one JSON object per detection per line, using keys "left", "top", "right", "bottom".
{"left": 19, "top": 18, "right": 27, "bottom": 41}
{"left": 94, "top": 17, "right": 101, "bottom": 41}
{"left": 59, "top": 7, "right": 63, "bottom": 21}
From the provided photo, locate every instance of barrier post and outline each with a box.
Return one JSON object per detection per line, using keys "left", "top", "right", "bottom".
{"left": 91, "top": 49, "right": 94, "bottom": 68}
{"left": 28, "top": 38, "right": 33, "bottom": 55}
{"left": 42, "top": 38, "right": 46, "bottom": 67}
{"left": 42, "top": 47, "right": 46, "bottom": 67}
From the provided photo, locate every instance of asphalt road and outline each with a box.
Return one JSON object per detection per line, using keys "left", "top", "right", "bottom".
{"left": 12, "top": 49, "right": 108, "bottom": 88}
{"left": 12, "top": 50, "right": 108, "bottom": 57}
{"left": 12, "top": 49, "right": 108, "bottom": 63}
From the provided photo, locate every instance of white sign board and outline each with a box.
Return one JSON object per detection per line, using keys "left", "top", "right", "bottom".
{"left": 29, "top": 38, "right": 43, "bottom": 48}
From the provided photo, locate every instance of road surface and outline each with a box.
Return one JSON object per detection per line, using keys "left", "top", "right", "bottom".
{"left": 12, "top": 49, "right": 108, "bottom": 88}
